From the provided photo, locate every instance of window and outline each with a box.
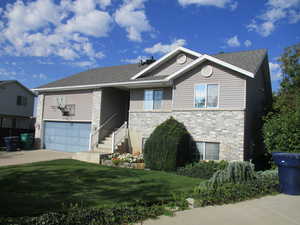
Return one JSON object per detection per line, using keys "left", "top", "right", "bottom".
{"left": 16, "top": 96, "right": 27, "bottom": 106}
{"left": 194, "top": 142, "right": 220, "bottom": 160}
{"left": 144, "top": 90, "right": 163, "bottom": 110}
{"left": 194, "top": 84, "right": 219, "bottom": 108}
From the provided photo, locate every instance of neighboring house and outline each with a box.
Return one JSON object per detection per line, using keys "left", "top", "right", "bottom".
{"left": 33, "top": 47, "right": 272, "bottom": 161}
{"left": 0, "top": 80, "right": 35, "bottom": 144}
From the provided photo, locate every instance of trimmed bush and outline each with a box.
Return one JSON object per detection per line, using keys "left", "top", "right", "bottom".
{"left": 177, "top": 161, "right": 228, "bottom": 179}
{"left": 207, "top": 161, "right": 256, "bottom": 187}
{"left": 194, "top": 169, "right": 279, "bottom": 207}
{"left": 144, "top": 117, "right": 194, "bottom": 171}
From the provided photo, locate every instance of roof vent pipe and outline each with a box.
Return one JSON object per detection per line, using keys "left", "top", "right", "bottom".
{"left": 140, "top": 56, "right": 156, "bottom": 66}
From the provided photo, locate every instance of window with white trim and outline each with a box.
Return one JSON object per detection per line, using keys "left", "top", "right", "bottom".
{"left": 194, "top": 142, "right": 220, "bottom": 160}
{"left": 194, "top": 84, "right": 219, "bottom": 108}
{"left": 144, "top": 89, "right": 163, "bottom": 110}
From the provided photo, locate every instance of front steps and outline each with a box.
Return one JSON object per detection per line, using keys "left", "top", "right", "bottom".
{"left": 93, "top": 133, "right": 127, "bottom": 154}
{"left": 72, "top": 152, "right": 102, "bottom": 164}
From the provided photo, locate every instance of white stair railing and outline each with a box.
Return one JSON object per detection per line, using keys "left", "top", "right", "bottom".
{"left": 111, "top": 121, "right": 128, "bottom": 153}
{"left": 90, "top": 113, "right": 118, "bottom": 150}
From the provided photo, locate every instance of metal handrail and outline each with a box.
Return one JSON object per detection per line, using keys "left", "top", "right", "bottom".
{"left": 90, "top": 113, "right": 118, "bottom": 150}
{"left": 112, "top": 121, "right": 128, "bottom": 153}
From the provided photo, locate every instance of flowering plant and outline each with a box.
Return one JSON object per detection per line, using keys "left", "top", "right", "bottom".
{"left": 108, "top": 153, "right": 144, "bottom": 163}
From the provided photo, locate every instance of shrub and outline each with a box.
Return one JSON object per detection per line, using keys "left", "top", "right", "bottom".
{"left": 194, "top": 169, "right": 279, "bottom": 207}
{"left": 207, "top": 161, "right": 256, "bottom": 187}
{"left": 0, "top": 203, "right": 166, "bottom": 225}
{"left": 177, "top": 161, "right": 228, "bottom": 179}
{"left": 144, "top": 117, "right": 194, "bottom": 171}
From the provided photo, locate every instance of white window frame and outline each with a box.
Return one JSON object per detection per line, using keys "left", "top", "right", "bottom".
{"left": 194, "top": 83, "right": 220, "bottom": 109}
{"left": 195, "top": 142, "right": 220, "bottom": 160}
{"left": 143, "top": 89, "right": 163, "bottom": 110}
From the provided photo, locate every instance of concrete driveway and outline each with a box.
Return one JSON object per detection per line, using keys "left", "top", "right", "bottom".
{"left": 0, "top": 149, "right": 73, "bottom": 166}
{"left": 143, "top": 194, "right": 300, "bottom": 225}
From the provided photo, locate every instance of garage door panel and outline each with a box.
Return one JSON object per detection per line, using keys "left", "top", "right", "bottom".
{"left": 44, "top": 121, "right": 91, "bottom": 152}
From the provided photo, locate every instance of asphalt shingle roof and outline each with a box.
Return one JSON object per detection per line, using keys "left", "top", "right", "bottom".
{"left": 37, "top": 49, "right": 267, "bottom": 89}
{"left": 213, "top": 49, "right": 267, "bottom": 74}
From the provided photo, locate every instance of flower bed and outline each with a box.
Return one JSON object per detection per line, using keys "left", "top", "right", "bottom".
{"left": 101, "top": 153, "right": 145, "bottom": 169}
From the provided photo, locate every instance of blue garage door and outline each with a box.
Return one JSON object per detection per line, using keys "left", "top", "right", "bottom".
{"left": 44, "top": 121, "right": 91, "bottom": 152}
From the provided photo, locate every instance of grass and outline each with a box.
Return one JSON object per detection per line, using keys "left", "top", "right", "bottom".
{"left": 0, "top": 159, "right": 202, "bottom": 217}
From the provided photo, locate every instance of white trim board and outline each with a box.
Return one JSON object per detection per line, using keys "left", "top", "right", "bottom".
{"left": 164, "top": 54, "right": 254, "bottom": 82}
{"left": 32, "top": 79, "right": 171, "bottom": 92}
{"left": 130, "top": 47, "right": 202, "bottom": 80}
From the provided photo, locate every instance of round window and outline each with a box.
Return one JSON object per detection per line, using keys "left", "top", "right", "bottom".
{"left": 201, "top": 65, "right": 213, "bottom": 77}
{"left": 176, "top": 54, "right": 187, "bottom": 64}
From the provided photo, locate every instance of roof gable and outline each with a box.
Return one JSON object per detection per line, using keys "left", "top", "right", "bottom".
{"left": 130, "top": 47, "right": 202, "bottom": 80}
{"left": 163, "top": 54, "right": 255, "bottom": 82}
{"left": 0, "top": 80, "right": 35, "bottom": 96}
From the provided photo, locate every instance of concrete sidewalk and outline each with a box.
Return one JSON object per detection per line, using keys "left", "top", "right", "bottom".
{"left": 0, "top": 149, "right": 73, "bottom": 166}
{"left": 143, "top": 194, "right": 300, "bottom": 225}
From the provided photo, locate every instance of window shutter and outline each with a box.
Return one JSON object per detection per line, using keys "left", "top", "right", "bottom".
{"left": 23, "top": 96, "right": 27, "bottom": 106}
{"left": 17, "top": 96, "right": 22, "bottom": 105}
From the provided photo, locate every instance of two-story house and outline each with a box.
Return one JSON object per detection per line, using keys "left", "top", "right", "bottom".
{"left": 0, "top": 80, "right": 35, "bottom": 144}
{"left": 33, "top": 47, "right": 272, "bottom": 161}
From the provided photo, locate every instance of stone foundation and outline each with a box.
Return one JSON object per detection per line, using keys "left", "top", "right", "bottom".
{"left": 128, "top": 110, "right": 245, "bottom": 161}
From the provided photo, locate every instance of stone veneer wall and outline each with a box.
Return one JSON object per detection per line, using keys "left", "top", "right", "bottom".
{"left": 34, "top": 94, "right": 44, "bottom": 148}
{"left": 91, "top": 89, "right": 102, "bottom": 150}
{"left": 128, "top": 110, "right": 245, "bottom": 161}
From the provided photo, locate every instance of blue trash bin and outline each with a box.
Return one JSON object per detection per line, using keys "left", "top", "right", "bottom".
{"left": 3, "top": 136, "right": 20, "bottom": 152}
{"left": 272, "top": 152, "right": 300, "bottom": 195}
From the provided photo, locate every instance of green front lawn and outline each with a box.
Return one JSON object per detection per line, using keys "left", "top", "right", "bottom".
{"left": 0, "top": 159, "right": 202, "bottom": 217}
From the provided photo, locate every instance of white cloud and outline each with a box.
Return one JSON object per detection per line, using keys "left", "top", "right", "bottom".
{"left": 226, "top": 35, "right": 240, "bottom": 47}
{"left": 229, "top": 1, "right": 238, "bottom": 11}
{"left": 247, "top": 0, "right": 300, "bottom": 37}
{"left": 289, "top": 10, "right": 300, "bottom": 23}
{"left": 59, "top": 10, "right": 112, "bottom": 37}
{"left": 70, "top": 60, "right": 99, "bottom": 68}
{"left": 0, "top": 0, "right": 112, "bottom": 60}
{"left": 33, "top": 73, "right": 48, "bottom": 80}
{"left": 97, "top": 0, "right": 112, "bottom": 9}
{"left": 0, "top": 68, "right": 17, "bottom": 79}
{"left": 114, "top": 0, "right": 152, "bottom": 42}
{"left": 144, "top": 39, "right": 186, "bottom": 54}
{"left": 244, "top": 40, "right": 252, "bottom": 47}
{"left": 269, "top": 62, "right": 282, "bottom": 82}
{"left": 178, "top": 0, "right": 238, "bottom": 9}
{"left": 247, "top": 21, "right": 275, "bottom": 37}
{"left": 122, "top": 55, "right": 148, "bottom": 63}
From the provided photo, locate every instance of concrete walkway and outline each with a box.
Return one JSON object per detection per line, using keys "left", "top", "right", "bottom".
{"left": 0, "top": 149, "right": 73, "bottom": 166}
{"left": 143, "top": 194, "right": 300, "bottom": 225}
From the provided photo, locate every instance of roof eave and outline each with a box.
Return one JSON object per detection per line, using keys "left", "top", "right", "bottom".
{"left": 32, "top": 79, "right": 172, "bottom": 93}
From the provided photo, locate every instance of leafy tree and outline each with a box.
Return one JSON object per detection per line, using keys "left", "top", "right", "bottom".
{"left": 263, "top": 43, "right": 300, "bottom": 153}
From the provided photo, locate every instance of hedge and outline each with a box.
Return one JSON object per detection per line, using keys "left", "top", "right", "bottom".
{"left": 0, "top": 203, "right": 166, "bottom": 225}
{"left": 177, "top": 161, "right": 228, "bottom": 179}
{"left": 193, "top": 169, "right": 279, "bottom": 207}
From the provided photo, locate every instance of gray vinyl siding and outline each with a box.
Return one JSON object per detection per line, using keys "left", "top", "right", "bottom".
{"left": 0, "top": 82, "right": 34, "bottom": 117}
{"left": 129, "top": 87, "right": 172, "bottom": 111}
{"left": 43, "top": 90, "right": 93, "bottom": 121}
{"left": 141, "top": 52, "right": 197, "bottom": 78}
{"left": 244, "top": 57, "right": 272, "bottom": 160}
{"left": 173, "top": 61, "right": 246, "bottom": 110}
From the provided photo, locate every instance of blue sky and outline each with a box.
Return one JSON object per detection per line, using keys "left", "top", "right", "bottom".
{"left": 0, "top": 0, "right": 299, "bottom": 91}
